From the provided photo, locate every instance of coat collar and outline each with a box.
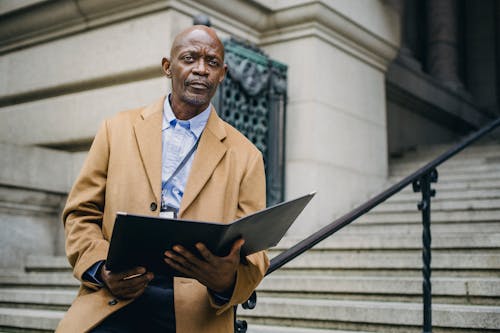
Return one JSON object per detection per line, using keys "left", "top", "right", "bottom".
{"left": 133, "top": 96, "right": 227, "bottom": 214}
{"left": 134, "top": 97, "right": 164, "bottom": 205}
{"left": 179, "top": 106, "right": 227, "bottom": 216}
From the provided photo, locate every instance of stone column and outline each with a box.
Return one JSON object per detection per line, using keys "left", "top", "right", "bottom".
{"left": 427, "top": 0, "right": 463, "bottom": 90}
{"left": 496, "top": 0, "right": 500, "bottom": 113}
{"left": 261, "top": 1, "right": 400, "bottom": 235}
{"left": 392, "top": 0, "right": 422, "bottom": 71}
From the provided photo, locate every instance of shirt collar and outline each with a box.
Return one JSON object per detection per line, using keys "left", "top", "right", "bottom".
{"left": 162, "top": 94, "right": 211, "bottom": 138}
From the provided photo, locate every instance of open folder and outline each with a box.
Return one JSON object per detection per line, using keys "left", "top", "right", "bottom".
{"left": 106, "top": 192, "right": 315, "bottom": 275}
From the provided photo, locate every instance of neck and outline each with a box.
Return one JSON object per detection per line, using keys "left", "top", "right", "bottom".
{"left": 169, "top": 95, "right": 209, "bottom": 120}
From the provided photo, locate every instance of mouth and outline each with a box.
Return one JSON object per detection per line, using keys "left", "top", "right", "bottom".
{"left": 186, "top": 80, "right": 211, "bottom": 90}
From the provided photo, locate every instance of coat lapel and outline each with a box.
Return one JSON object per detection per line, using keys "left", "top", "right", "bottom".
{"left": 179, "top": 108, "right": 227, "bottom": 216}
{"left": 133, "top": 97, "right": 164, "bottom": 205}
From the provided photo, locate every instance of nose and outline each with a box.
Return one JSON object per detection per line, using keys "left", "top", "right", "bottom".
{"left": 192, "top": 59, "right": 209, "bottom": 75}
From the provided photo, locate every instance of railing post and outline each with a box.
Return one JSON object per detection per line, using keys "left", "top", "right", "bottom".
{"left": 413, "top": 169, "right": 438, "bottom": 333}
{"left": 234, "top": 291, "right": 257, "bottom": 333}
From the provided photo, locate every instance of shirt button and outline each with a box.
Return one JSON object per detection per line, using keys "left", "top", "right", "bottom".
{"left": 150, "top": 202, "right": 157, "bottom": 211}
{"left": 108, "top": 299, "right": 118, "bottom": 306}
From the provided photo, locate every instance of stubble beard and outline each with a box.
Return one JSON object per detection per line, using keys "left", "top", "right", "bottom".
{"left": 181, "top": 93, "right": 210, "bottom": 107}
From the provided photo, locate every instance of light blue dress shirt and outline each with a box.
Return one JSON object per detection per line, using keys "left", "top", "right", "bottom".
{"left": 160, "top": 95, "right": 211, "bottom": 214}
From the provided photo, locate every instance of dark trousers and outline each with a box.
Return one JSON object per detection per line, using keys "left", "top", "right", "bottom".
{"left": 90, "top": 276, "right": 175, "bottom": 333}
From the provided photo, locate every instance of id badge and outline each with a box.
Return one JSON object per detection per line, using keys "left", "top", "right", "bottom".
{"left": 159, "top": 211, "right": 175, "bottom": 219}
{"left": 160, "top": 202, "right": 178, "bottom": 219}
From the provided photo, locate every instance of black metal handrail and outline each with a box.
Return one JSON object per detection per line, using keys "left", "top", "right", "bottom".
{"left": 236, "top": 116, "right": 500, "bottom": 333}
{"left": 267, "top": 117, "right": 500, "bottom": 275}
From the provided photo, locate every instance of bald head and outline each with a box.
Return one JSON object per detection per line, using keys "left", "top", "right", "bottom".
{"left": 170, "top": 25, "right": 225, "bottom": 60}
{"left": 162, "top": 25, "right": 227, "bottom": 119}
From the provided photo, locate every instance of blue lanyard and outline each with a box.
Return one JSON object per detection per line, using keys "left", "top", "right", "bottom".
{"left": 161, "top": 133, "right": 202, "bottom": 192}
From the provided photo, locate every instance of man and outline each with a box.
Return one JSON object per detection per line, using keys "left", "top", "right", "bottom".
{"left": 56, "top": 25, "right": 269, "bottom": 333}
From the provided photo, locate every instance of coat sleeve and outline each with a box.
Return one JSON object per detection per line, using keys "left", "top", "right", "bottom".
{"left": 209, "top": 150, "right": 270, "bottom": 314}
{"left": 63, "top": 120, "right": 110, "bottom": 290}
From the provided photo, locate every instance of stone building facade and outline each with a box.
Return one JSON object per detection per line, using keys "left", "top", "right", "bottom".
{"left": 0, "top": 0, "right": 498, "bottom": 270}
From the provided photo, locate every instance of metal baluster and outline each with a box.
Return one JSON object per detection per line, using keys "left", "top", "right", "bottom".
{"left": 413, "top": 169, "right": 438, "bottom": 333}
{"left": 234, "top": 292, "right": 256, "bottom": 333}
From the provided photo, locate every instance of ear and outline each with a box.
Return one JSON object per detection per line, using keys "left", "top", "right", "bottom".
{"left": 218, "top": 63, "right": 228, "bottom": 83}
{"left": 162, "top": 57, "right": 172, "bottom": 78}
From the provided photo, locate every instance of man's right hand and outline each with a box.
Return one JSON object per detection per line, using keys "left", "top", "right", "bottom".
{"left": 99, "top": 265, "right": 154, "bottom": 299}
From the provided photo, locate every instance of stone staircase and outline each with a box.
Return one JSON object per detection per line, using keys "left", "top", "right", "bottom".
{"left": 0, "top": 142, "right": 499, "bottom": 332}
{"left": 240, "top": 142, "right": 500, "bottom": 332}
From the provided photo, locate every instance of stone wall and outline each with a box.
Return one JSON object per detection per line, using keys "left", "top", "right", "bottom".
{"left": 0, "top": 143, "right": 74, "bottom": 268}
{"left": 0, "top": 0, "right": 401, "bottom": 269}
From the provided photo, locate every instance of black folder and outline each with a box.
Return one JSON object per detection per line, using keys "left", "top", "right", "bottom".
{"left": 106, "top": 192, "right": 315, "bottom": 275}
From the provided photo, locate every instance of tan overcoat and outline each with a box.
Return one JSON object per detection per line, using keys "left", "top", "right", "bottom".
{"left": 56, "top": 97, "right": 269, "bottom": 332}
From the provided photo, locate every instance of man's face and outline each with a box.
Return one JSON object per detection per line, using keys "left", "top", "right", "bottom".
{"left": 163, "top": 28, "right": 227, "bottom": 109}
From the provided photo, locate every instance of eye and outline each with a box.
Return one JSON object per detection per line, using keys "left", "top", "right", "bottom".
{"left": 208, "top": 59, "right": 219, "bottom": 67}
{"left": 183, "top": 55, "right": 194, "bottom": 63}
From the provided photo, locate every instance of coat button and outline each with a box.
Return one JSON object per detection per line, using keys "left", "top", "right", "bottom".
{"left": 150, "top": 202, "right": 157, "bottom": 211}
{"left": 108, "top": 299, "right": 118, "bottom": 306}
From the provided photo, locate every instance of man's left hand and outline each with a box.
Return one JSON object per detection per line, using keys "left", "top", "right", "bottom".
{"left": 163, "top": 239, "right": 244, "bottom": 294}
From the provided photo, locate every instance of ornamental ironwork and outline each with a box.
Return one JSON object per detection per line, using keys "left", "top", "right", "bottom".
{"left": 213, "top": 38, "right": 287, "bottom": 206}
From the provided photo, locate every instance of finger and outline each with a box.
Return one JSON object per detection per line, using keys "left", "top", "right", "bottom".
{"left": 164, "top": 250, "right": 195, "bottom": 271}
{"left": 122, "top": 271, "right": 154, "bottom": 281}
{"left": 114, "top": 272, "right": 151, "bottom": 291}
{"left": 128, "top": 287, "right": 147, "bottom": 299}
{"left": 114, "top": 283, "right": 144, "bottom": 297}
{"left": 108, "top": 272, "right": 153, "bottom": 295}
{"left": 228, "top": 238, "right": 245, "bottom": 257}
{"left": 172, "top": 246, "right": 205, "bottom": 267}
{"left": 107, "top": 266, "right": 147, "bottom": 281}
{"left": 118, "top": 283, "right": 148, "bottom": 299}
{"left": 164, "top": 256, "right": 193, "bottom": 277}
{"left": 164, "top": 249, "right": 189, "bottom": 266}
{"left": 164, "top": 257, "right": 211, "bottom": 288}
{"left": 195, "top": 243, "right": 215, "bottom": 262}
{"left": 124, "top": 272, "right": 154, "bottom": 286}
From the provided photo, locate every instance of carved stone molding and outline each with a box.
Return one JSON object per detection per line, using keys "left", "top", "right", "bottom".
{"left": 0, "top": 143, "right": 76, "bottom": 193}
{"left": 0, "top": 186, "right": 64, "bottom": 216}
{"left": 0, "top": 0, "right": 400, "bottom": 69}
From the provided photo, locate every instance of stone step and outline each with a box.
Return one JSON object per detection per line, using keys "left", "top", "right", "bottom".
{"left": 0, "top": 275, "right": 496, "bottom": 310}
{"left": 239, "top": 298, "right": 500, "bottom": 331}
{"left": 0, "top": 272, "right": 78, "bottom": 288}
{"left": 24, "top": 256, "right": 70, "bottom": 272}
{"left": 0, "top": 307, "right": 63, "bottom": 331}
{"left": 345, "top": 221, "right": 500, "bottom": 234}
{"left": 396, "top": 143, "right": 500, "bottom": 159}
{"left": 389, "top": 167, "right": 500, "bottom": 182}
{"left": 267, "top": 251, "right": 500, "bottom": 271}
{"left": 357, "top": 209, "right": 500, "bottom": 224}
{"left": 416, "top": 179, "right": 500, "bottom": 191}
{"left": 0, "top": 288, "right": 75, "bottom": 308}
{"left": 390, "top": 155, "right": 500, "bottom": 171}
{"left": 388, "top": 171, "right": 500, "bottom": 184}
{"left": 386, "top": 188, "right": 500, "bottom": 202}
{"left": 277, "top": 232, "right": 500, "bottom": 250}
{"left": 409, "top": 149, "right": 500, "bottom": 162}
{"left": 258, "top": 275, "right": 500, "bottom": 299}
{"left": 247, "top": 325, "right": 372, "bottom": 333}
{"left": 371, "top": 198, "right": 500, "bottom": 213}
{"left": 390, "top": 158, "right": 500, "bottom": 174}
{"left": 19, "top": 244, "right": 500, "bottom": 280}
{"left": 12, "top": 235, "right": 499, "bottom": 285}
{"left": 390, "top": 159, "right": 500, "bottom": 172}
{"left": 346, "top": 221, "right": 500, "bottom": 233}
